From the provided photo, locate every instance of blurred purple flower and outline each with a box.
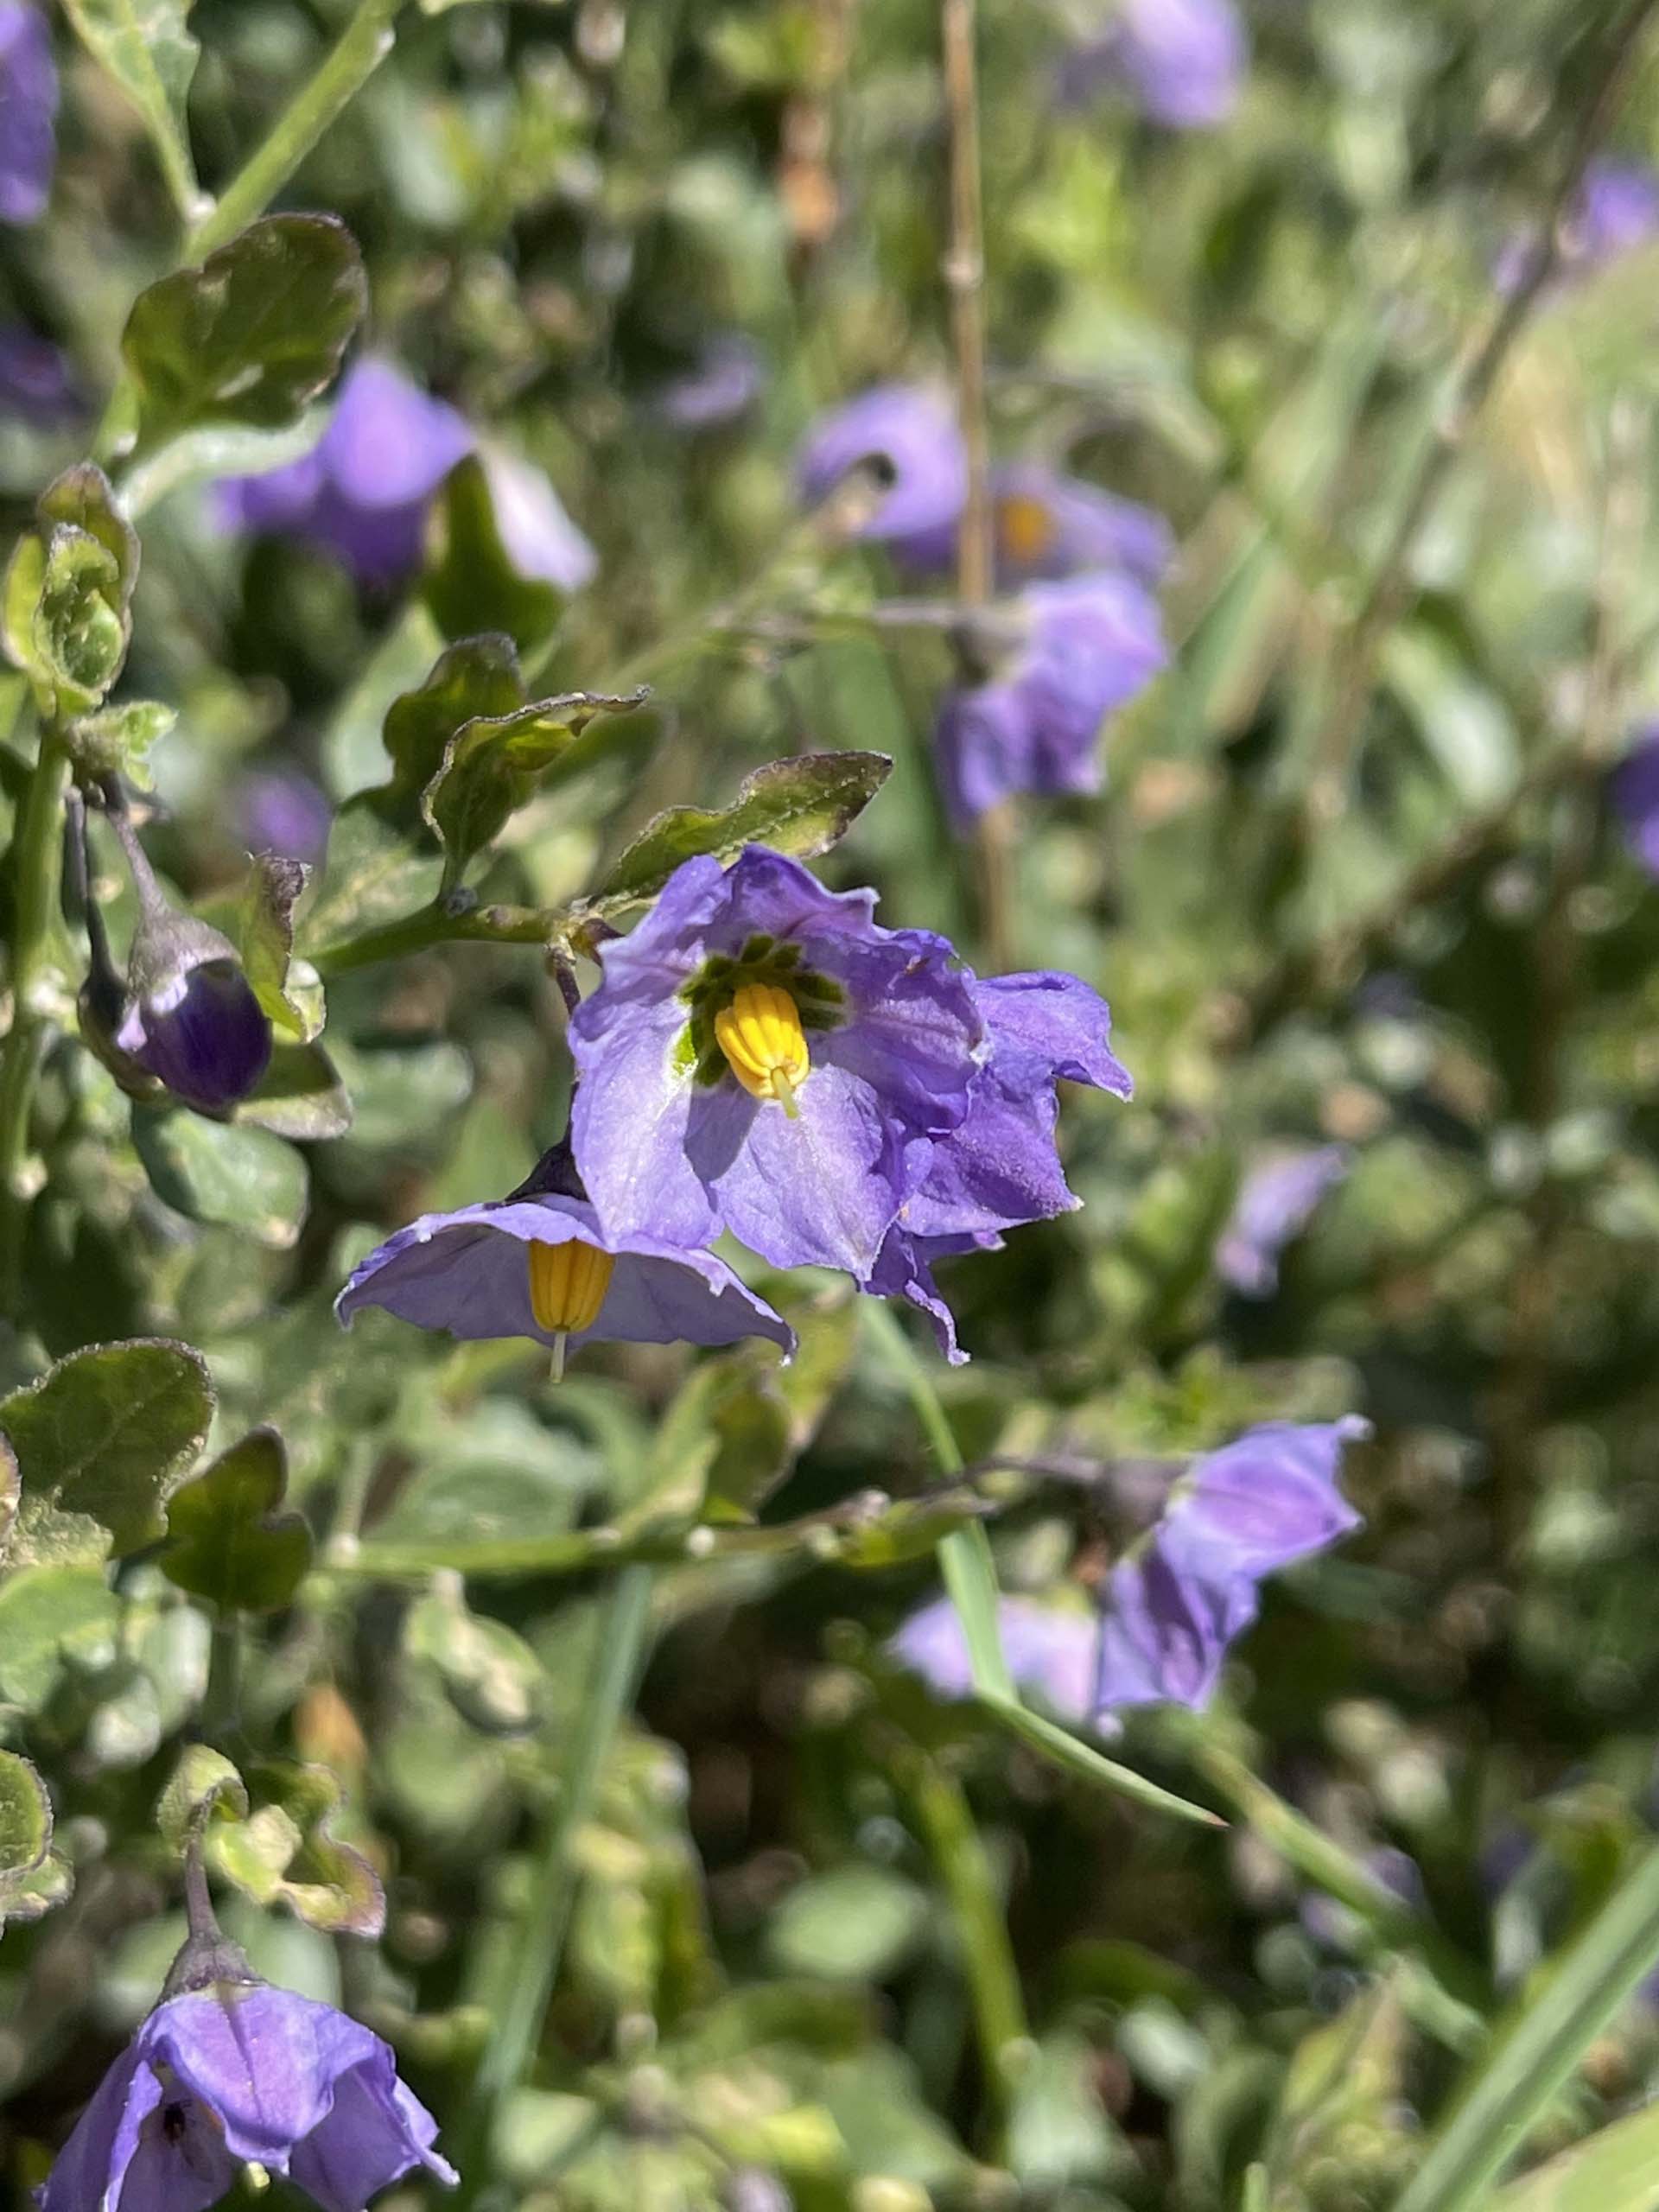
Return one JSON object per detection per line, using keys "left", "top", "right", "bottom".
{"left": 37, "top": 1978, "right": 456, "bottom": 2212}
{"left": 895, "top": 462, "right": 1174, "bottom": 589}
{"left": 1216, "top": 1145, "right": 1351, "bottom": 1299}
{"left": 1497, "top": 158, "right": 1659, "bottom": 294}
{"left": 338, "top": 1185, "right": 795, "bottom": 1364}
{"left": 1094, "top": 1419, "right": 1367, "bottom": 1715}
{"left": 870, "top": 969, "right": 1132, "bottom": 1360}
{"left": 0, "top": 3, "right": 55, "bottom": 225}
{"left": 1303, "top": 1847, "right": 1424, "bottom": 1949}
{"left": 0, "top": 327, "right": 79, "bottom": 425}
{"left": 935, "top": 573, "right": 1168, "bottom": 825}
{"left": 1060, "top": 0, "right": 1247, "bottom": 130}
{"left": 890, "top": 1593, "right": 1096, "bottom": 1719}
{"left": 480, "top": 447, "right": 599, "bottom": 593}
{"left": 657, "top": 335, "right": 765, "bottom": 429}
{"left": 238, "top": 770, "right": 333, "bottom": 867}
{"left": 1611, "top": 723, "right": 1659, "bottom": 874}
{"left": 796, "top": 385, "right": 968, "bottom": 544}
{"left": 569, "top": 847, "right": 985, "bottom": 1279}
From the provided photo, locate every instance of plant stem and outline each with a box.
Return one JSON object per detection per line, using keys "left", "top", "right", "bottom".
{"left": 187, "top": 0, "right": 407, "bottom": 263}
{"left": 0, "top": 728, "right": 69, "bottom": 1317}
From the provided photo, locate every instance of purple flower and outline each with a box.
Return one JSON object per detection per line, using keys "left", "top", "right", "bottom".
{"left": 796, "top": 385, "right": 968, "bottom": 545}
{"left": 1060, "top": 0, "right": 1246, "bottom": 129}
{"left": 870, "top": 969, "right": 1132, "bottom": 1360}
{"left": 1216, "top": 1145, "right": 1351, "bottom": 1299}
{"left": 568, "top": 847, "right": 988, "bottom": 1279}
{"left": 890, "top": 1593, "right": 1096, "bottom": 1718}
{"left": 479, "top": 448, "right": 598, "bottom": 594}
{"left": 238, "top": 770, "right": 333, "bottom": 868}
{"left": 0, "top": 3, "right": 55, "bottom": 226}
{"left": 1094, "top": 1419, "right": 1367, "bottom": 1715}
{"left": 1497, "top": 159, "right": 1659, "bottom": 294}
{"left": 117, "top": 904, "right": 272, "bottom": 1116}
{"left": 893, "top": 462, "right": 1174, "bottom": 589}
{"left": 337, "top": 1185, "right": 795, "bottom": 1369}
{"left": 657, "top": 335, "right": 765, "bottom": 429}
{"left": 215, "top": 358, "right": 474, "bottom": 587}
{"left": 1612, "top": 723, "right": 1659, "bottom": 874}
{"left": 935, "top": 574, "right": 1169, "bottom": 825}
{"left": 0, "top": 326, "right": 79, "bottom": 425}
{"left": 37, "top": 1979, "right": 455, "bottom": 2212}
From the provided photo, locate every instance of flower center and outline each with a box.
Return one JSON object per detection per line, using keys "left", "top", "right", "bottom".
{"left": 714, "top": 982, "right": 810, "bottom": 1116}
{"left": 996, "top": 493, "right": 1056, "bottom": 568}
{"left": 526, "top": 1237, "right": 614, "bottom": 1336}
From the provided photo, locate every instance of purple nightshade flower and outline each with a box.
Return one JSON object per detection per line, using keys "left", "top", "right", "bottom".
{"left": 1216, "top": 1145, "right": 1351, "bottom": 1299}
{"left": 0, "top": 3, "right": 56, "bottom": 226}
{"left": 893, "top": 462, "right": 1175, "bottom": 590}
{"left": 795, "top": 385, "right": 968, "bottom": 546}
{"left": 0, "top": 327, "right": 80, "bottom": 425}
{"left": 214, "top": 358, "right": 474, "bottom": 587}
{"left": 1496, "top": 158, "right": 1659, "bottom": 294}
{"left": 870, "top": 969, "right": 1132, "bottom": 1361}
{"left": 237, "top": 769, "right": 334, "bottom": 868}
{"left": 890, "top": 1593, "right": 1096, "bottom": 1719}
{"left": 337, "top": 1185, "right": 796, "bottom": 1374}
{"left": 36, "top": 1979, "right": 456, "bottom": 2212}
{"left": 567, "top": 847, "right": 987, "bottom": 1279}
{"left": 479, "top": 447, "right": 598, "bottom": 594}
{"left": 656, "top": 335, "right": 765, "bottom": 429}
{"left": 935, "top": 573, "right": 1169, "bottom": 825}
{"left": 1611, "top": 723, "right": 1659, "bottom": 874}
{"left": 1093, "top": 1419, "right": 1368, "bottom": 1716}
{"left": 1059, "top": 0, "right": 1247, "bottom": 130}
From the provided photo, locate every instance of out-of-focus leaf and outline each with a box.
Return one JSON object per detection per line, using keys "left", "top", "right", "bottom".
{"left": 0, "top": 1436, "right": 16, "bottom": 1567}
{"left": 1494, "top": 2098, "right": 1659, "bottom": 2210}
{"left": 38, "top": 464, "right": 140, "bottom": 603}
{"left": 0, "top": 1564, "right": 120, "bottom": 1711}
{"left": 298, "top": 799, "right": 443, "bottom": 959}
{"left": 241, "top": 854, "right": 323, "bottom": 1041}
{"left": 424, "top": 687, "right": 646, "bottom": 890}
{"left": 590, "top": 751, "right": 892, "bottom": 914}
{"left": 0, "top": 1751, "right": 69, "bottom": 1931}
{"left": 232, "top": 1040, "right": 353, "bottom": 1141}
{"left": 383, "top": 633, "right": 524, "bottom": 799}
{"left": 121, "top": 215, "right": 365, "bottom": 454}
{"left": 423, "top": 454, "right": 565, "bottom": 654}
{"left": 161, "top": 1427, "right": 312, "bottom": 1613}
{"left": 1, "top": 535, "right": 47, "bottom": 692}
{"left": 206, "top": 1761, "right": 385, "bottom": 1937}
{"left": 405, "top": 1580, "right": 546, "bottom": 1734}
{"left": 156, "top": 1745, "right": 250, "bottom": 1853}
{"left": 133, "top": 1103, "right": 308, "bottom": 1247}
{"left": 625, "top": 1356, "right": 792, "bottom": 1533}
{"left": 1007, "top": 2032, "right": 1126, "bottom": 2190}
{"left": 0, "top": 1337, "right": 213, "bottom": 1556}
{"left": 60, "top": 0, "right": 200, "bottom": 213}
{"left": 767, "top": 1865, "right": 929, "bottom": 1983}
{"left": 65, "top": 700, "right": 176, "bottom": 785}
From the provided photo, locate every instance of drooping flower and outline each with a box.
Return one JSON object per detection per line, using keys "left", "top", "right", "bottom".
{"left": 0, "top": 3, "right": 56, "bottom": 226}
{"left": 237, "top": 768, "right": 334, "bottom": 868}
{"left": 934, "top": 573, "right": 1168, "bottom": 825}
{"left": 1093, "top": 1419, "right": 1368, "bottom": 1716}
{"left": 657, "top": 335, "right": 765, "bottom": 429}
{"left": 1216, "top": 1145, "right": 1351, "bottom": 1299}
{"left": 1497, "top": 157, "right": 1659, "bottom": 294}
{"left": 893, "top": 461, "right": 1174, "bottom": 590}
{"left": 890, "top": 1592, "right": 1096, "bottom": 1719}
{"left": 1611, "top": 722, "right": 1659, "bottom": 874}
{"left": 1059, "top": 0, "right": 1247, "bottom": 130}
{"left": 795, "top": 385, "right": 968, "bottom": 546}
{"left": 869, "top": 969, "right": 1132, "bottom": 1359}
{"left": 37, "top": 1977, "right": 456, "bottom": 2212}
{"left": 568, "top": 846, "right": 986, "bottom": 1279}
{"left": 0, "top": 326, "right": 79, "bottom": 425}
{"left": 337, "top": 1168, "right": 795, "bottom": 1375}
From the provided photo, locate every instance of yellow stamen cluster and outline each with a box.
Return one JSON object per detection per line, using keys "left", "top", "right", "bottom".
{"left": 527, "top": 1236, "right": 614, "bottom": 1338}
{"left": 996, "top": 493, "right": 1056, "bottom": 569}
{"left": 714, "top": 982, "right": 810, "bottom": 1116}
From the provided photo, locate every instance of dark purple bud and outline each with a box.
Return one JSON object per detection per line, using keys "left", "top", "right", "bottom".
{"left": 121, "top": 954, "right": 273, "bottom": 1114}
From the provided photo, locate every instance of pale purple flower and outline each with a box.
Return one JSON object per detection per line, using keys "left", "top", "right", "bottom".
{"left": 238, "top": 770, "right": 333, "bottom": 868}
{"left": 1094, "top": 1419, "right": 1368, "bottom": 1715}
{"left": 935, "top": 573, "right": 1168, "bottom": 825}
{"left": 890, "top": 1593, "right": 1096, "bottom": 1718}
{"left": 0, "top": 3, "right": 55, "bottom": 226}
{"left": 37, "top": 1979, "right": 455, "bottom": 2212}
{"left": 568, "top": 846, "right": 986, "bottom": 1280}
{"left": 870, "top": 969, "right": 1132, "bottom": 1360}
{"left": 0, "top": 327, "right": 79, "bottom": 424}
{"left": 337, "top": 1185, "right": 795, "bottom": 1363}
{"left": 1497, "top": 158, "right": 1659, "bottom": 294}
{"left": 893, "top": 462, "right": 1174, "bottom": 589}
{"left": 1612, "top": 724, "right": 1659, "bottom": 874}
{"left": 796, "top": 385, "right": 968, "bottom": 544}
{"left": 1216, "top": 1145, "right": 1351, "bottom": 1299}
{"left": 1061, "top": 0, "right": 1247, "bottom": 130}
{"left": 479, "top": 448, "right": 598, "bottom": 593}
{"left": 657, "top": 336, "right": 765, "bottom": 429}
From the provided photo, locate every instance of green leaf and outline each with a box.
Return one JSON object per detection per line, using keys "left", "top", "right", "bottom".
{"left": 767, "top": 1865, "right": 929, "bottom": 1983}
{"left": 161, "top": 1427, "right": 312, "bottom": 1614}
{"left": 206, "top": 1760, "right": 385, "bottom": 1937}
{"left": 404, "top": 1580, "right": 547, "bottom": 1735}
{"left": 383, "top": 633, "right": 525, "bottom": 798}
{"left": 1493, "top": 2100, "right": 1659, "bottom": 2211}
{"left": 0, "top": 1434, "right": 16, "bottom": 1566}
{"left": 591, "top": 751, "right": 892, "bottom": 914}
{"left": 0, "top": 1563, "right": 121, "bottom": 1711}
{"left": 298, "top": 798, "right": 443, "bottom": 960}
{"left": 33, "top": 528, "right": 128, "bottom": 709}
{"left": 231, "top": 1040, "right": 353, "bottom": 1142}
{"left": 38, "top": 464, "right": 140, "bottom": 606}
{"left": 0, "top": 1337, "right": 213, "bottom": 1557}
{"left": 1, "top": 534, "right": 47, "bottom": 694}
{"left": 156, "top": 1745, "right": 250, "bottom": 1853}
{"left": 1396, "top": 1840, "right": 1659, "bottom": 2212}
{"left": 240, "top": 853, "right": 324, "bottom": 1041}
{"left": 64, "top": 700, "right": 176, "bottom": 785}
{"left": 60, "top": 0, "right": 201, "bottom": 218}
{"left": 121, "top": 214, "right": 366, "bottom": 455}
{"left": 133, "top": 1103, "right": 308, "bottom": 1247}
{"left": 0, "top": 1751, "right": 70, "bottom": 1931}
{"left": 423, "top": 454, "right": 567, "bottom": 656}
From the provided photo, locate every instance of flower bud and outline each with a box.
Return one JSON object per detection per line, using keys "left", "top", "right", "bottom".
{"left": 117, "top": 909, "right": 271, "bottom": 1114}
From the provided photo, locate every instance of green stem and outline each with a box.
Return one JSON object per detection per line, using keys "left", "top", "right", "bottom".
{"left": 0, "top": 728, "right": 69, "bottom": 1317}
{"left": 187, "top": 0, "right": 407, "bottom": 263}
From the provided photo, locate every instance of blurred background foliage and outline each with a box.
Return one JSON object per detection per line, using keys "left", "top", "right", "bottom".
{"left": 11, "top": 0, "right": 1659, "bottom": 2207}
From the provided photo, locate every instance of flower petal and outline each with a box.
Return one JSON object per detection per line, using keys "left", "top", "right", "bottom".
{"left": 288, "top": 2057, "right": 456, "bottom": 2212}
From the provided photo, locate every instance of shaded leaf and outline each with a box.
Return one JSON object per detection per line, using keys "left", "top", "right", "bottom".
{"left": 232, "top": 1040, "right": 353, "bottom": 1141}
{"left": 767, "top": 1865, "right": 929, "bottom": 1982}
{"left": 65, "top": 700, "right": 176, "bottom": 785}
{"left": 0, "top": 1751, "right": 70, "bottom": 1931}
{"left": 0, "top": 1337, "right": 213, "bottom": 1557}
{"left": 133, "top": 1103, "right": 308, "bottom": 1247}
{"left": 0, "top": 1564, "right": 121, "bottom": 1711}
{"left": 0, "top": 534, "right": 47, "bottom": 692}
{"left": 405, "top": 1580, "right": 547, "bottom": 1735}
{"left": 423, "top": 454, "right": 566, "bottom": 656}
{"left": 383, "top": 632, "right": 524, "bottom": 799}
{"left": 298, "top": 798, "right": 443, "bottom": 959}
{"left": 162, "top": 1427, "right": 312, "bottom": 1614}
{"left": 206, "top": 1760, "right": 385, "bottom": 1936}
{"left": 122, "top": 215, "right": 366, "bottom": 454}
{"left": 156, "top": 1745, "right": 249, "bottom": 1853}
{"left": 592, "top": 751, "right": 892, "bottom": 913}
{"left": 60, "top": 0, "right": 200, "bottom": 212}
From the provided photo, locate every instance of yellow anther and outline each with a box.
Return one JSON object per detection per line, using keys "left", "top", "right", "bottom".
{"left": 996, "top": 493, "right": 1056, "bottom": 569}
{"left": 527, "top": 1236, "right": 614, "bottom": 1338}
{"left": 714, "top": 982, "right": 810, "bottom": 1115}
